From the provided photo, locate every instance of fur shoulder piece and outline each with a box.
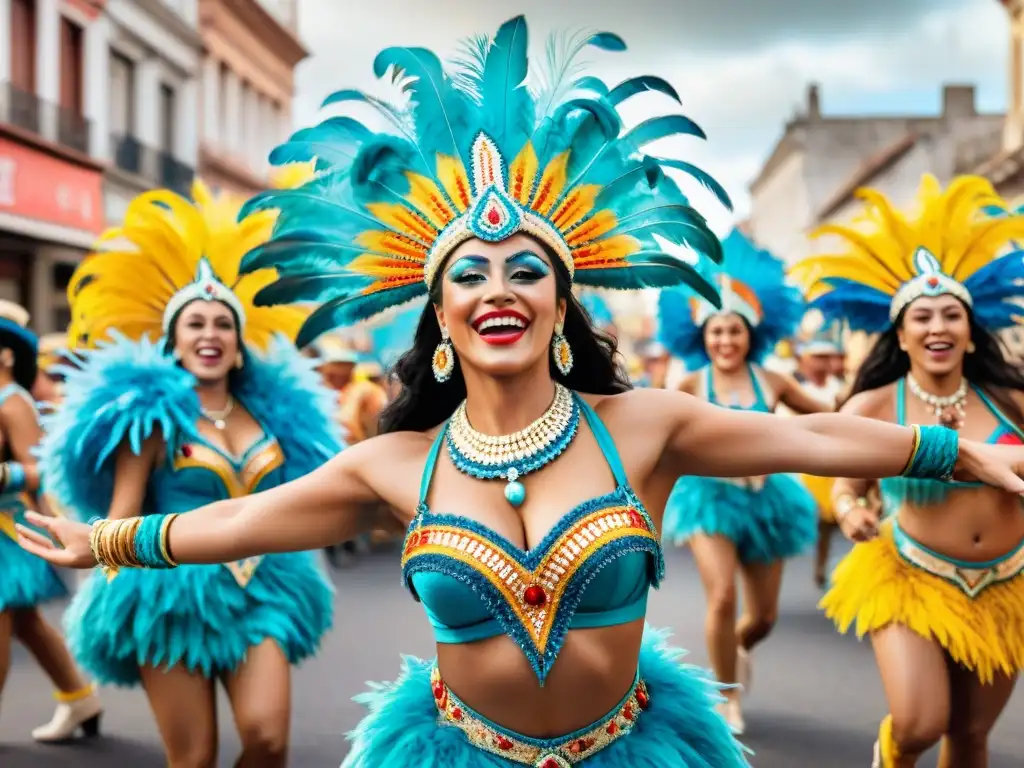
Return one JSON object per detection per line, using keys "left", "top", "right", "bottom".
{"left": 38, "top": 333, "right": 201, "bottom": 522}
{"left": 234, "top": 335, "right": 344, "bottom": 481}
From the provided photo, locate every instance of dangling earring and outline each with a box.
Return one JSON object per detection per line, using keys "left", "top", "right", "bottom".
{"left": 234, "top": 352, "right": 244, "bottom": 370}
{"left": 552, "top": 322, "right": 573, "bottom": 376}
{"left": 967, "top": 341, "right": 976, "bottom": 354}
{"left": 432, "top": 326, "right": 455, "bottom": 383}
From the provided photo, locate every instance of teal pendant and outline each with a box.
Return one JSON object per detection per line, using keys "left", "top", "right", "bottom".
{"left": 505, "top": 480, "right": 526, "bottom": 507}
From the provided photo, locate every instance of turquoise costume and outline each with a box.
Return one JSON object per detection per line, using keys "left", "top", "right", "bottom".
{"left": 657, "top": 230, "right": 816, "bottom": 562}
{"left": 343, "top": 397, "right": 746, "bottom": 766}
{"left": 662, "top": 366, "right": 817, "bottom": 562}
{"left": 239, "top": 12, "right": 747, "bottom": 765}
{"left": 0, "top": 382, "right": 68, "bottom": 612}
{"left": 40, "top": 335, "right": 339, "bottom": 686}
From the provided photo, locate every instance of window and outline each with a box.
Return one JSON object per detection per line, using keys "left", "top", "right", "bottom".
{"left": 108, "top": 51, "right": 135, "bottom": 136}
{"left": 10, "top": 0, "right": 36, "bottom": 93}
{"left": 160, "top": 84, "right": 177, "bottom": 154}
{"left": 59, "top": 17, "right": 84, "bottom": 114}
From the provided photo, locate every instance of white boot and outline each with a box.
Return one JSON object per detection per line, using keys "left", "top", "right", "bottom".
{"left": 31, "top": 685, "right": 103, "bottom": 742}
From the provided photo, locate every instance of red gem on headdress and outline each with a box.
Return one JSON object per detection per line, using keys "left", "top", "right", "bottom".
{"left": 487, "top": 208, "right": 501, "bottom": 225}
{"left": 524, "top": 585, "right": 547, "bottom": 607}
{"left": 927, "top": 276, "right": 939, "bottom": 288}
{"left": 181, "top": 444, "right": 193, "bottom": 458}
{"left": 205, "top": 283, "right": 216, "bottom": 295}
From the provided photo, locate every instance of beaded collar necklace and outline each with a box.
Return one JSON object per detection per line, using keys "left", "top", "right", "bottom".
{"left": 446, "top": 383, "right": 579, "bottom": 507}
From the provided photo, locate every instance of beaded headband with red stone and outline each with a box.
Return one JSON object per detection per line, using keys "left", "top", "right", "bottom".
{"left": 889, "top": 247, "right": 972, "bottom": 322}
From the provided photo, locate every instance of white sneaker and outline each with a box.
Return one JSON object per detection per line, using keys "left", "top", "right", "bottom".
{"left": 31, "top": 691, "right": 103, "bottom": 742}
{"left": 872, "top": 740, "right": 881, "bottom": 768}
{"left": 736, "top": 646, "right": 752, "bottom": 695}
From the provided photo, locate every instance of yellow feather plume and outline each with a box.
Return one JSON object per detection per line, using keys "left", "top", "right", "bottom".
{"left": 69, "top": 180, "right": 308, "bottom": 350}
{"left": 791, "top": 174, "right": 1024, "bottom": 298}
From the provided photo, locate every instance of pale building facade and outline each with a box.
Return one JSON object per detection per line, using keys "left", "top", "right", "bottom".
{"left": 198, "top": 0, "right": 306, "bottom": 197}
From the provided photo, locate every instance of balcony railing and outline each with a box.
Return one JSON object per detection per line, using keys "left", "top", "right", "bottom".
{"left": 110, "top": 133, "right": 195, "bottom": 195}
{"left": 0, "top": 81, "right": 92, "bottom": 156}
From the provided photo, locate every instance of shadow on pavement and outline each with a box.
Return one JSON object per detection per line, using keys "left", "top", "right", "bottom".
{"left": 0, "top": 736, "right": 165, "bottom": 767}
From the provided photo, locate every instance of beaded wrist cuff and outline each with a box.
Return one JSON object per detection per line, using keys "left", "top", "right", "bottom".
{"left": 903, "top": 424, "right": 958, "bottom": 481}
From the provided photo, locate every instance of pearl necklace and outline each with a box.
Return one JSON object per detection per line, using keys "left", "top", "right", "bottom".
{"left": 447, "top": 384, "right": 579, "bottom": 507}
{"left": 201, "top": 396, "right": 235, "bottom": 430}
{"left": 907, "top": 373, "right": 967, "bottom": 428}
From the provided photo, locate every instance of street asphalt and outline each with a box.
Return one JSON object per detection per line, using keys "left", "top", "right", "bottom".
{"left": 1, "top": 541, "right": 1021, "bottom": 767}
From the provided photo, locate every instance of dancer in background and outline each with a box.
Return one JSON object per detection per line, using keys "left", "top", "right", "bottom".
{"left": 784, "top": 315, "right": 850, "bottom": 587}
{"left": 794, "top": 175, "right": 1024, "bottom": 768}
{"left": 37, "top": 182, "right": 339, "bottom": 767}
{"left": 0, "top": 302, "right": 101, "bottom": 742}
{"left": 657, "top": 230, "right": 832, "bottom": 733}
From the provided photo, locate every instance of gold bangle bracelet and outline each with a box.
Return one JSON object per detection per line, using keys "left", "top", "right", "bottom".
{"left": 158, "top": 513, "right": 180, "bottom": 567}
{"left": 900, "top": 425, "right": 922, "bottom": 476}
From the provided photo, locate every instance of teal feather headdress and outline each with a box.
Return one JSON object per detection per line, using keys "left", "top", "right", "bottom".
{"left": 238, "top": 16, "right": 732, "bottom": 347}
{"left": 657, "top": 230, "right": 804, "bottom": 368}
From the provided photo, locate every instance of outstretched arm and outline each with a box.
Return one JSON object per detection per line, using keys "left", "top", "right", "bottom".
{"left": 651, "top": 388, "right": 1024, "bottom": 490}
{"left": 18, "top": 436, "right": 394, "bottom": 569}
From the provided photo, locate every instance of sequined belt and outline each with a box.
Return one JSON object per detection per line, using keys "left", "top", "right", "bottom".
{"left": 430, "top": 667, "right": 649, "bottom": 766}
{"left": 891, "top": 520, "right": 1024, "bottom": 598}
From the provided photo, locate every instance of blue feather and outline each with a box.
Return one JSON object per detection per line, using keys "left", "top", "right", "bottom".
{"left": 651, "top": 158, "right": 734, "bottom": 211}
{"left": 481, "top": 16, "right": 532, "bottom": 152}
{"left": 588, "top": 31, "right": 627, "bottom": 51}
{"left": 319, "top": 89, "right": 413, "bottom": 137}
{"left": 572, "top": 76, "right": 609, "bottom": 96}
{"left": 624, "top": 114, "right": 707, "bottom": 146}
{"left": 296, "top": 283, "right": 428, "bottom": 348}
{"left": 607, "top": 76, "right": 680, "bottom": 107}
{"left": 268, "top": 117, "right": 368, "bottom": 169}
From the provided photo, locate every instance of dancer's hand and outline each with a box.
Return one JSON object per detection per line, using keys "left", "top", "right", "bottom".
{"left": 836, "top": 496, "right": 881, "bottom": 543}
{"left": 953, "top": 440, "right": 1024, "bottom": 493}
{"left": 16, "top": 511, "right": 97, "bottom": 568}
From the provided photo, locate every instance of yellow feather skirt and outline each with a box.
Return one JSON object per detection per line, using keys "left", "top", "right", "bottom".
{"left": 820, "top": 522, "right": 1024, "bottom": 684}
{"left": 800, "top": 474, "right": 836, "bottom": 523}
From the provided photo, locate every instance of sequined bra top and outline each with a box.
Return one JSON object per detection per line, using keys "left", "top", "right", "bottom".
{"left": 880, "top": 378, "right": 1024, "bottom": 510}
{"left": 701, "top": 364, "right": 774, "bottom": 414}
{"left": 401, "top": 395, "right": 664, "bottom": 683}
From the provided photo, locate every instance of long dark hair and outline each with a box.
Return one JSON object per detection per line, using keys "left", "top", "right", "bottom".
{"left": 379, "top": 249, "right": 631, "bottom": 434}
{"left": 849, "top": 306, "right": 1024, "bottom": 426}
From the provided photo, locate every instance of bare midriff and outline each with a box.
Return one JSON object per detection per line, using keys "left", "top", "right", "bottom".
{"left": 898, "top": 486, "right": 1024, "bottom": 562}
{"left": 435, "top": 618, "right": 645, "bottom": 738}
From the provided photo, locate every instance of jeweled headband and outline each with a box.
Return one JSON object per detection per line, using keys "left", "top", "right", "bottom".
{"left": 791, "top": 175, "right": 1024, "bottom": 334}
{"left": 235, "top": 16, "right": 733, "bottom": 347}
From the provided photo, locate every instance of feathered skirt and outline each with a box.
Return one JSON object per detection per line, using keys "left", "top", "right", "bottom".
{"left": 662, "top": 474, "right": 818, "bottom": 563}
{"left": 64, "top": 551, "right": 334, "bottom": 686}
{"left": 0, "top": 500, "right": 68, "bottom": 611}
{"left": 340, "top": 627, "right": 749, "bottom": 767}
{"left": 821, "top": 519, "right": 1024, "bottom": 684}
{"left": 800, "top": 474, "right": 837, "bottom": 524}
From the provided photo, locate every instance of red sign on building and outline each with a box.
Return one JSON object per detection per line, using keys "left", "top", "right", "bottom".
{"left": 0, "top": 136, "right": 104, "bottom": 234}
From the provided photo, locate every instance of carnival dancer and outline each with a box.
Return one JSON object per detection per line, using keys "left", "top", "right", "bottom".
{"left": 786, "top": 315, "right": 849, "bottom": 588}
{"left": 36, "top": 181, "right": 339, "bottom": 766}
{"left": 15, "top": 18, "right": 1024, "bottom": 768}
{"left": 0, "top": 302, "right": 102, "bottom": 741}
{"left": 656, "top": 229, "right": 832, "bottom": 733}
{"left": 792, "top": 175, "right": 1024, "bottom": 767}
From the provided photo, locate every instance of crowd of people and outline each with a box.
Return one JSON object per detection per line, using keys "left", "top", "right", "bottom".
{"left": 0, "top": 14, "right": 1021, "bottom": 768}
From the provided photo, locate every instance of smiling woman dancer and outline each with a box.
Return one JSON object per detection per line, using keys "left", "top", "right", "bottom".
{"left": 656, "top": 230, "right": 831, "bottom": 733}
{"left": 36, "top": 182, "right": 339, "bottom": 767}
{"left": 793, "top": 175, "right": 1024, "bottom": 768}
{"left": 16, "top": 19, "right": 1024, "bottom": 768}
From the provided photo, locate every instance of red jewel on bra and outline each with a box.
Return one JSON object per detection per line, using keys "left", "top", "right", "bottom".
{"left": 431, "top": 680, "right": 445, "bottom": 700}
{"left": 524, "top": 585, "right": 547, "bottom": 607}
{"left": 487, "top": 208, "right": 501, "bottom": 225}
{"left": 636, "top": 688, "right": 650, "bottom": 709}
{"left": 540, "top": 759, "right": 561, "bottom": 768}
{"left": 495, "top": 735, "right": 514, "bottom": 751}
{"left": 180, "top": 444, "right": 193, "bottom": 458}
{"left": 997, "top": 432, "right": 1023, "bottom": 446}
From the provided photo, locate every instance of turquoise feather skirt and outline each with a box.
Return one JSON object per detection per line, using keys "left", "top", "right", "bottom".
{"left": 341, "top": 627, "right": 750, "bottom": 767}
{"left": 0, "top": 509, "right": 68, "bottom": 611}
{"left": 63, "top": 551, "right": 334, "bottom": 687}
{"left": 662, "top": 474, "right": 818, "bottom": 563}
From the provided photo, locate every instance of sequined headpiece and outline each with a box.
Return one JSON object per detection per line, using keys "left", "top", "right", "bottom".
{"left": 795, "top": 313, "right": 844, "bottom": 356}
{"left": 657, "top": 229, "right": 804, "bottom": 368}
{"left": 68, "top": 179, "right": 312, "bottom": 350}
{"left": 791, "top": 175, "right": 1024, "bottom": 333}
{"left": 236, "top": 16, "right": 732, "bottom": 347}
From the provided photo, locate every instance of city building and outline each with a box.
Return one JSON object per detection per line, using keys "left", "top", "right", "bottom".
{"left": 0, "top": 0, "right": 108, "bottom": 332}
{"left": 102, "top": 0, "right": 202, "bottom": 226}
{"left": 747, "top": 84, "right": 1003, "bottom": 267}
{"left": 198, "top": 0, "right": 307, "bottom": 196}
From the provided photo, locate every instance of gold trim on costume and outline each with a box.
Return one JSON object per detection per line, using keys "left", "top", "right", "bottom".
{"left": 402, "top": 507, "right": 657, "bottom": 656}
{"left": 893, "top": 523, "right": 1024, "bottom": 599}
{"left": 173, "top": 440, "right": 284, "bottom": 587}
{"left": 430, "top": 667, "right": 649, "bottom": 766}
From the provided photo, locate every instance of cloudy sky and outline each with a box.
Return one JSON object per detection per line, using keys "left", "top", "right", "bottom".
{"left": 292, "top": 0, "right": 1010, "bottom": 232}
